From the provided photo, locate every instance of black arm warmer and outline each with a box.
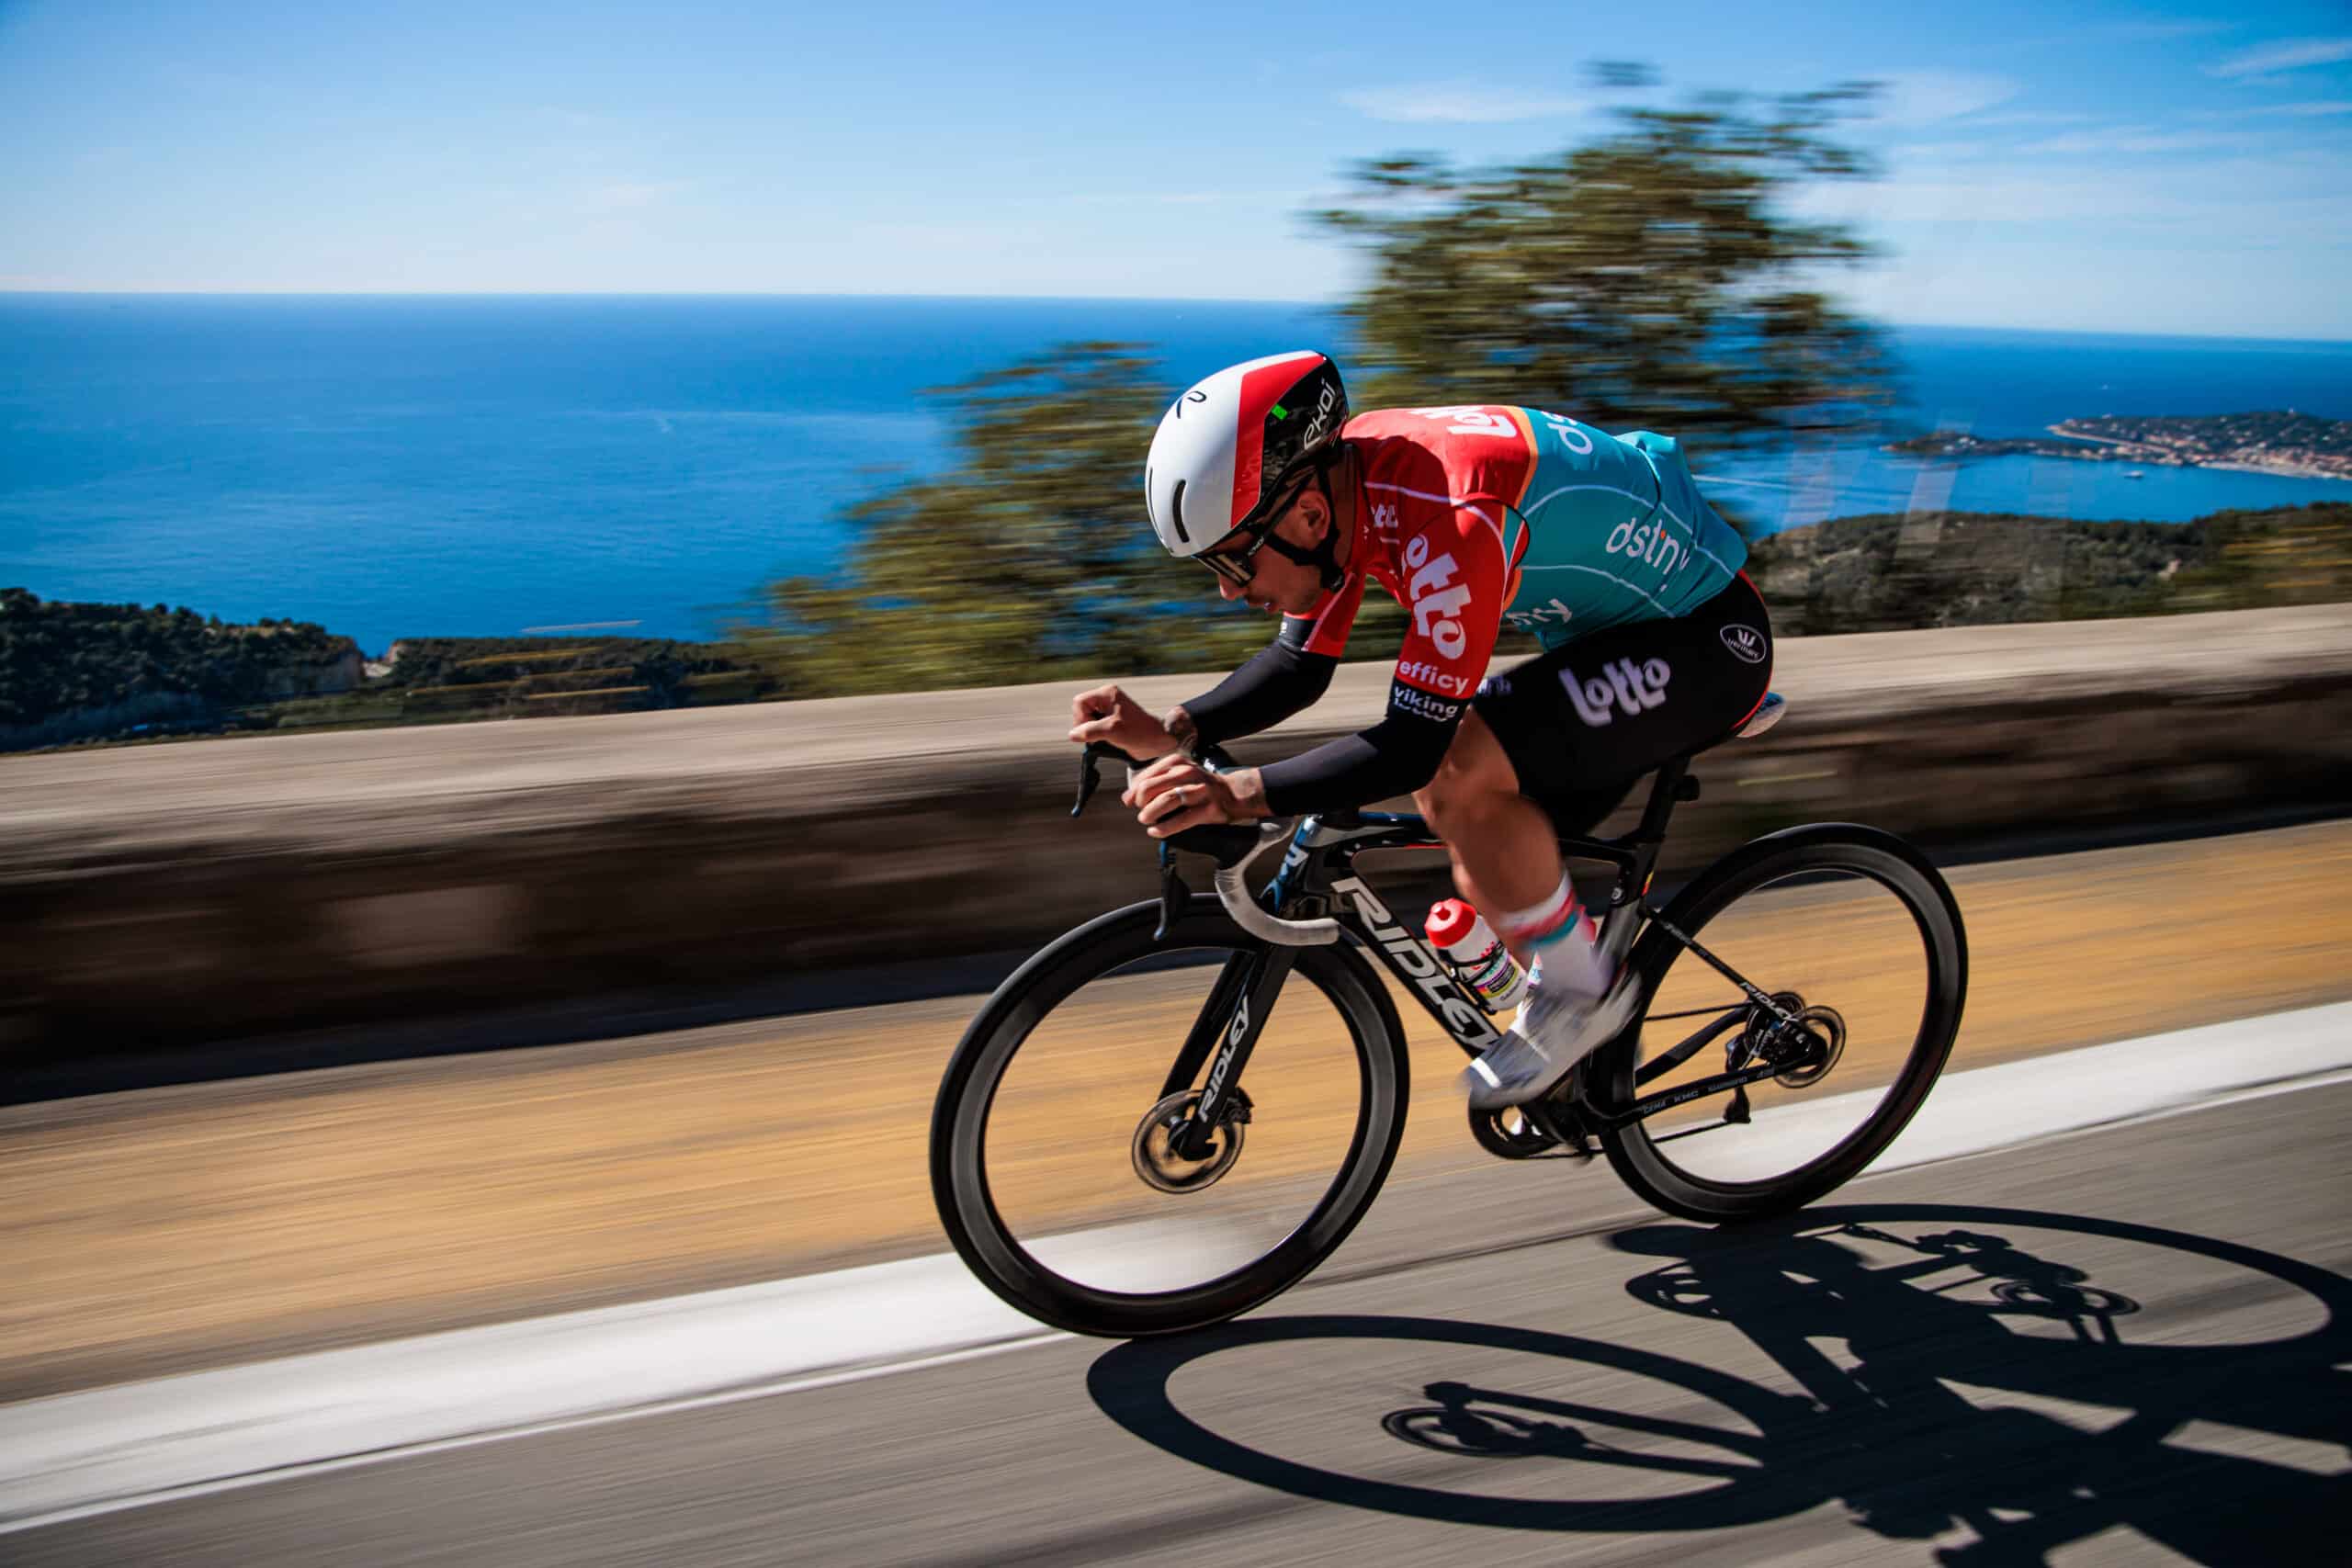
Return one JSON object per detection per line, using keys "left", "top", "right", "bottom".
{"left": 1258, "top": 677, "right": 1464, "bottom": 816}
{"left": 1179, "top": 618, "right": 1338, "bottom": 747}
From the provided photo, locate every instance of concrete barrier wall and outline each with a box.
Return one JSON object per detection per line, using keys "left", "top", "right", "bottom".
{"left": 6, "top": 604, "right": 2349, "bottom": 1056}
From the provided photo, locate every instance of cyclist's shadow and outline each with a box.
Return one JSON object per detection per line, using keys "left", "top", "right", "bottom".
{"left": 1087, "top": 1204, "right": 2352, "bottom": 1562}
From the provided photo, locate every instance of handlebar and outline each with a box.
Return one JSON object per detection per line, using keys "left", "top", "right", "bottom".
{"left": 1209, "top": 824, "right": 1339, "bottom": 946}
{"left": 1074, "top": 741, "right": 1338, "bottom": 947}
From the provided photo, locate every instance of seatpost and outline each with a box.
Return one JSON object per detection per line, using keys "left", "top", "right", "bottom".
{"left": 1634, "top": 755, "right": 1691, "bottom": 845}
{"left": 1597, "top": 757, "right": 1696, "bottom": 968}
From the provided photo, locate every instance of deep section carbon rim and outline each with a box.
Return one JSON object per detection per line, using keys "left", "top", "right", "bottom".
{"left": 932, "top": 900, "right": 1409, "bottom": 1337}
{"left": 1597, "top": 829, "right": 1966, "bottom": 1221}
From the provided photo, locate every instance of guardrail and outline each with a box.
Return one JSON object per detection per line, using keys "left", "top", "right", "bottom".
{"left": 6, "top": 604, "right": 2348, "bottom": 1057}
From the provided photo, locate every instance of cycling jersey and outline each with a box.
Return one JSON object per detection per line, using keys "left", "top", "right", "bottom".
{"left": 1182, "top": 406, "right": 1747, "bottom": 816}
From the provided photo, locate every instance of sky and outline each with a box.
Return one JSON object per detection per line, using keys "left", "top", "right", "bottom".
{"left": 2, "top": 0, "right": 2348, "bottom": 338}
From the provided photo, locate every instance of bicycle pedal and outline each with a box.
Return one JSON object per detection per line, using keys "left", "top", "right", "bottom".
{"left": 1520, "top": 1099, "right": 1597, "bottom": 1159}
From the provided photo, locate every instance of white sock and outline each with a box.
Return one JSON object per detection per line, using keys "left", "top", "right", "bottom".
{"left": 1496, "top": 874, "right": 1611, "bottom": 998}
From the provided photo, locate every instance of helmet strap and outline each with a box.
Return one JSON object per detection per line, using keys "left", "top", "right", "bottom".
{"left": 1257, "top": 466, "right": 1348, "bottom": 592}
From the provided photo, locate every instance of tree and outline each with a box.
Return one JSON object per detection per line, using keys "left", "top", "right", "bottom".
{"left": 732, "top": 343, "right": 1343, "bottom": 697}
{"left": 1313, "top": 85, "right": 1894, "bottom": 446}
{"left": 745, "top": 80, "right": 1894, "bottom": 694}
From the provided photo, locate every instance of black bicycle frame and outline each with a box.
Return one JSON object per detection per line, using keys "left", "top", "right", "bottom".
{"left": 1167, "top": 754, "right": 1802, "bottom": 1134}
{"left": 1267, "top": 754, "right": 1694, "bottom": 1056}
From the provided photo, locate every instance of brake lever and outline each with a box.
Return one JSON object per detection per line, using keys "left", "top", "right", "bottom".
{"left": 1154, "top": 842, "right": 1191, "bottom": 942}
{"left": 1072, "top": 739, "right": 1140, "bottom": 818}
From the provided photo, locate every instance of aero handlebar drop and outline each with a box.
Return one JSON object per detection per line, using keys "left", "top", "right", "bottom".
{"left": 1074, "top": 741, "right": 1338, "bottom": 946}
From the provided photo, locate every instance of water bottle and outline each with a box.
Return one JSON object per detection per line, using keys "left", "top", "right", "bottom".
{"left": 1424, "top": 899, "right": 1529, "bottom": 1013}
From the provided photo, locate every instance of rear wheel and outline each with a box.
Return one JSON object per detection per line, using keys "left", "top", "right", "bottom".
{"left": 932, "top": 899, "right": 1411, "bottom": 1337}
{"left": 1593, "top": 825, "right": 1967, "bottom": 1222}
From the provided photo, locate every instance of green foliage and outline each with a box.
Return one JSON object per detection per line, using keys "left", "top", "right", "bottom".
{"left": 1311, "top": 85, "right": 1895, "bottom": 442}
{"left": 2160, "top": 503, "right": 2352, "bottom": 612}
{"left": 0, "top": 591, "right": 776, "bottom": 748}
{"left": 1746, "top": 502, "right": 2352, "bottom": 635}
{"left": 729, "top": 343, "right": 1387, "bottom": 697}
{"left": 741, "top": 85, "right": 1895, "bottom": 694}
{"left": 377, "top": 635, "right": 771, "bottom": 717}
{"left": 0, "top": 588, "right": 359, "bottom": 744}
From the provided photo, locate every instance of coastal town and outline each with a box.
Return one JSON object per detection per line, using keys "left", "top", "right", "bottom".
{"left": 1887, "top": 410, "right": 2352, "bottom": 480}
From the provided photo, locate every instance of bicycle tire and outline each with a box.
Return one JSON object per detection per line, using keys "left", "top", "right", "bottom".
{"left": 1593, "top": 824, "right": 1968, "bottom": 1223}
{"left": 931, "top": 896, "right": 1411, "bottom": 1337}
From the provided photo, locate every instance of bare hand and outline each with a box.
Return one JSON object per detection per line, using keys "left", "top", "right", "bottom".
{"left": 1123, "top": 753, "right": 1263, "bottom": 838}
{"left": 1068, "top": 683, "right": 1176, "bottom": 759}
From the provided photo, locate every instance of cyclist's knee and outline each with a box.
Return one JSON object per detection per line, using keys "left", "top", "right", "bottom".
{"left": 1417, "top": 716, "right": 1519, "bottom": 837}
{"left": 1417, "top": 759, "right": 1507, "bottom": 839}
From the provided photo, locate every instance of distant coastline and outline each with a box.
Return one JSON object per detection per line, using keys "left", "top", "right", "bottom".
{"left": 1886, "top": 411, "right": 2352, "bottom": 482}
{"left": 12, "top": 500, "right": 2351, "bottom": 751}
{"left": 12, "top": 300, "right": 2352, "bottom": 649}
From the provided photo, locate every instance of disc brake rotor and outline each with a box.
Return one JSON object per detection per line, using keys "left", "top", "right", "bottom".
{"left": 1131, "top": 1089, "right": 1249, "bottom": 1194}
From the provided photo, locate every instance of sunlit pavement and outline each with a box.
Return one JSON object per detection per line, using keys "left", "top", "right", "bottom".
{"left": 6, "top": 818, "right": 2347, "bottom": 1403}
{"left": 5, "top": 822, "right": 2352, "bottom": 1561}
{"left": 6, "top": 999, "right": 2348, "bottom": 1537}
{"left": 10, "top": 1055, "right": 2348, "bottom": 1563}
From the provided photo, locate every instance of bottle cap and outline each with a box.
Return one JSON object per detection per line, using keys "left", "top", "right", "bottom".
{"left": 1423, "top": 898, "right": 1480, "bottom": 949}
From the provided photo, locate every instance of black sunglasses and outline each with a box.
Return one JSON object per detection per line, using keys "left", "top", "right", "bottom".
{"left": 1193, "top": 469, "right": 1319, "bottom": 587}
{"left": 1196, "top": 520, "right": 1279, "bottom": 586}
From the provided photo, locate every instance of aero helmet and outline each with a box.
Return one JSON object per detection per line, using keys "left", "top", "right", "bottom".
{"left": 1144, "top": 351, "right": 1348, "bottom": 559}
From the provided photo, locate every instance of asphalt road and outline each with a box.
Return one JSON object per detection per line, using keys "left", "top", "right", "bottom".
{"left": 19, "top": 1077, "right": 2350, "bottom": 1566}
{"left": 11, "top": 819, "right": 2349, "bottom": 1404}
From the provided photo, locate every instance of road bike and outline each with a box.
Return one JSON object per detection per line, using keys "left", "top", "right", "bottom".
{"left": 930, "top": 695, "right": 1968, "bottom": 1337}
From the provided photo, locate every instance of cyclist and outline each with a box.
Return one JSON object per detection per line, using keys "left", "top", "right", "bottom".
{"left": 1069, "top": 351, "right": 1774, "bottom": 1109}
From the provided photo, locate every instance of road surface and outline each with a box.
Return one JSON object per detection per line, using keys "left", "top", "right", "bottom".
{"left": 3, "top": 820, "right": 2349, "bottom": 1562}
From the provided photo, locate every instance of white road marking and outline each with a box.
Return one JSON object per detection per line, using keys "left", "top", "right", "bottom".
{"left": 2163, "top": 1419, "right": 2352, "bottom": 1479}
{"left": 4, "top": 1000, "right": 2349, "bottom": 1533}
{"left": 1669, "top": 1001, "right": 2352, "bottom": 1182}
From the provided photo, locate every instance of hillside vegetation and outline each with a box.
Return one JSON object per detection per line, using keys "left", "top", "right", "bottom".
{"left": 0, "top": 592, "right": 780, "bottom": 751}
{"left": 13, "top": 501, "right": 2347, "bottom": 752}
{"left": 0, "top": 591, "right": 364, "bottom": 750}
{"left": 374, "top": 637, "right": 772, "bottom": 716}
{"left": 1745, "top": 502, "right": 2352, "bottom": 636}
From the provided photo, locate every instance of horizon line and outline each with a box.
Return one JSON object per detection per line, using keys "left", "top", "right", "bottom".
{"left": 2, "top": 289, "right": 2347, "bottom": 346}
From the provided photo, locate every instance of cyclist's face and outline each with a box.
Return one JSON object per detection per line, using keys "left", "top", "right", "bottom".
{"left": 1205, "top": 494, "right": 1329, "bottom": 615}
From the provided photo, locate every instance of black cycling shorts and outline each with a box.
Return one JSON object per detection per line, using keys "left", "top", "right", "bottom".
{"left": 1471, "top": 573, "right": 1774, "bottom": 834}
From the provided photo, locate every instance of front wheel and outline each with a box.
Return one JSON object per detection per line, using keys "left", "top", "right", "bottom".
{"left": 931, "top": 898, "right": 1411, "bottom": 1337}
{"left": 1592, "top": 824, "right": 1968, "bottom": 1223}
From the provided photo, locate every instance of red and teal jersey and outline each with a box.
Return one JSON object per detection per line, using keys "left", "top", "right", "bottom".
{"left": 1235, "top": 404, "right": 1747, "bottom": 816}
{"left": 1292, "top": 405, "right": 1747, "bottom": 717}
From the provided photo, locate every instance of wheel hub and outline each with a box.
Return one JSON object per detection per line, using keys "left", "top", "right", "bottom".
{"left": 1736, "top": 991, "right": 1845, "bottom": 1088}
{"left": 1732, "top": 991, "right": 1805, "bottom": 1070}
{"left": 1132, "top": 1089, "right": 1250, "bottom": 1194}
{"left": 1770, "top": 1003, "right": 1847, "bottom": 1088}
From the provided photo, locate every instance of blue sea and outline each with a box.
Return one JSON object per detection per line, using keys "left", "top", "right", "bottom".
{"left": 4, "top": 295, "right": 2347, "bottom": 652}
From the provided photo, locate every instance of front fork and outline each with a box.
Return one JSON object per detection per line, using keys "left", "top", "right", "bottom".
{"left": 1165, "top": 946, "right": 1294, "bottom": 1158}
{"left": 1155, "top": 837, "right": 1303, "bottom": 1159}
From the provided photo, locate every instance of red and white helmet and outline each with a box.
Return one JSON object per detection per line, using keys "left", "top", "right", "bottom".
{"left": 1143, "top": 351, "right": 1349, "bottom": 558}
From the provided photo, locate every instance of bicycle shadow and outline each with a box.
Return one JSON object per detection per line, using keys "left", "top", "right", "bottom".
{"left": 1085, "top": 1204, "right": 2352, "bottom": 1562}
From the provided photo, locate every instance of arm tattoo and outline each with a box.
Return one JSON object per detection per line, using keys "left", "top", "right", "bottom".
{"left": 1163, "top": 705, "right": 1200, "bottom": 757}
